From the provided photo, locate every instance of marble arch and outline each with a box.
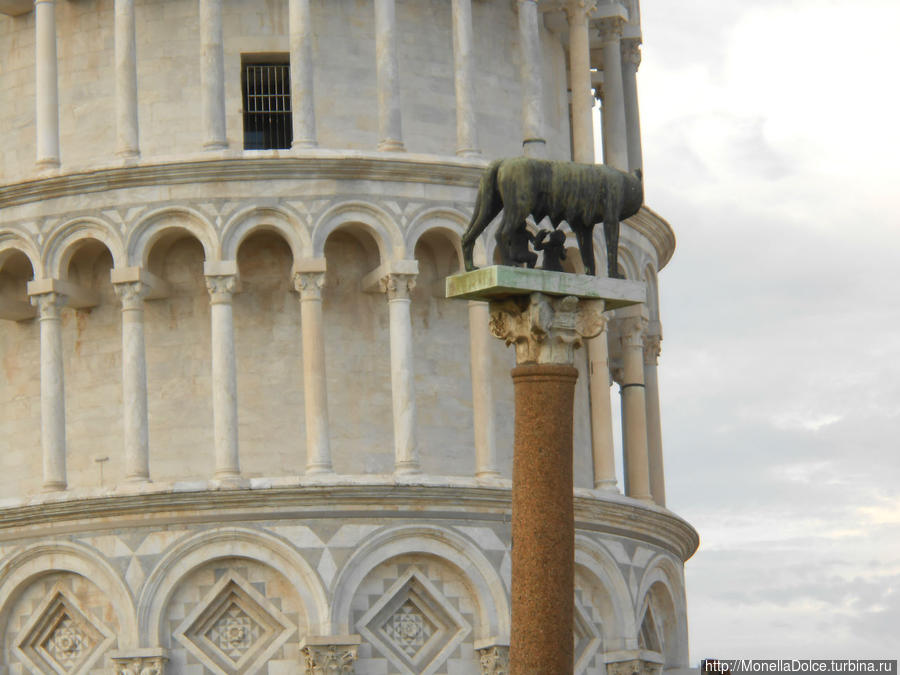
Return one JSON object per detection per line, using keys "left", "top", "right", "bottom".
{"left": 636, "top": 554, "right": 689, "bottom": 665}
{"left": 330, "top": 524, "right": 510, "bottom": 642}
{"left": 0, "top": 540, "right": 139, "bottom": 649}
{"left": 138, "top": 527, "right": 329, "bottom": 645}
{"left": 0, "top": 230, "right": 40, "bottom": 278}
{"left": 312, "top": 200, "right": 403, "bottom": 263}
{"left": 574, "top": 535, "right": 636, "bottom": 651}
{"left": 43, "top": 216, "right": 125, "bottom": 280}
{"left": 220, "top": 204, "right": 310, "bottom": 264}
{"left": 407, "top": 206, "right": 469, "bottom": 269}
{"left": 127, "top": 206, "right": 217, "bottom": 268}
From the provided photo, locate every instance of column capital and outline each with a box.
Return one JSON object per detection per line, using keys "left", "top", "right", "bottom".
{"left": 380, "top": 272, "right": 417, "bottom": 300}
{"left": 607, "top": 657, "right": 664, "bottom": 675}
{"left": 293, "top": 271, "right": 326, "bottom": 301}
{"left": 563, "top": 0, "right": 597, "bottom": 23}
{"left": 621, "top": 37, "right": 642, "bottom": 67}
{"left": 300, "top": 636, "right": 360, "bottom": 674}
{"left": 489, "top": 292, "right": 606, "bottom": 365}
{"left": 477, "top": 644, "right": 510, "bottom": 674}
{"left": 114, "top": 280, "right": 151, "bottom": 311}
{"left": 109, "top": 650, "right": 168, "bottom": 675}
{"left": 205, "top": 274, "right": 238, "bottom": 304}
{"left": 642, "top": 332, "right": 661, "bottom": 366}
{"left": 615, "top": 313, "right": 647, "bottom": 350}
{"left": 598, "top": 16, "right": 625, "bottom": 42}
{"left": 29, "top": 291, "right": 66, "bottom": 319}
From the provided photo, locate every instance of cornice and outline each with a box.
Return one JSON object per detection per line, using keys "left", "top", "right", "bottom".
{"left": 0, "top": 483, "right": 699, "bottom": 561}
{"left": 625, "top": 204, "right": 676, "bottom": 270}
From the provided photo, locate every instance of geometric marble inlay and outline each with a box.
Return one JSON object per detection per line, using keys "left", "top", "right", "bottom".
{"left": 573, "top": 595, "right": 602, "bottom": 675}
{"left": 174, "top": 571, "right": 294, "bottom": 675}
{"left": 358, "top": 567, "right": 471, "bottom": 675}
{"left": 15, "top": 582, "right": 115, "bottom": 675}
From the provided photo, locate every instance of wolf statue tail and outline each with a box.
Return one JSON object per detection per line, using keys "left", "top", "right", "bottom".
{"left": 461, "top": 160, "right": 503, "bottom": 271}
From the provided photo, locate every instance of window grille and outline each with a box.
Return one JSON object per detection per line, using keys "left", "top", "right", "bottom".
{"left": 242, "top": 62, "right": 292, "bottom": 150}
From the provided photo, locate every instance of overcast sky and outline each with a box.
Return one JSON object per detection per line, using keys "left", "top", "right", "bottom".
{"left": 634, "top": 0, "right": 900, "bottom": 660}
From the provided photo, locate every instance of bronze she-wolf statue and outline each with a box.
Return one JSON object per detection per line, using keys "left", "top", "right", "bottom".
{"left": 461, "top": 157, "right": 643, "bottom": 278}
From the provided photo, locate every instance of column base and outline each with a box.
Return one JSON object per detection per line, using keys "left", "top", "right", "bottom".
{"left": 393, "top": 462, "right": 422, "bottom": 476}
{"left": 456, "top": 147, "right": 482, "bottom": 158}
{"left": 377, "top": 138, "right": 406, "bottom": 152}
{"left": 292, "top": 139, "right": 318, "bottom": 150}
{"left": 41, "top": 481, "right": 67, "bottom": 493}
{"left": 202, "top": 141, "right": 228, "bottom": 151}
{"left": 521, "top": 138, "right": 547, "bottom": 158}
{"left": 210, "top": 475, "right": 250, "bottom": 489}
{"left": 305, "top": 464, "right": 334, "bottom": 476}
{"left": 593, "top": 479, "right": 619, "bottom": 492}
{"left": 34, "top": 158, "right": 60, "bottom": 171}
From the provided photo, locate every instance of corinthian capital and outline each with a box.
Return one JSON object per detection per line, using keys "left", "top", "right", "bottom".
{"left": 616, "top": 314, "right": 647, "bottom": 351}
{"left": 489, "top": 292, "right": 605, "bottom": 365}
{"left": 29, "top": 291, "right": 67, "bottom": 320}
{"left": 621, "top": 38, "right": 642, "bottom": 67}
{"left": 110, "top": 653, "right": 168, "bottom": 675}
{"left": 380, "top": 273, "right": 417, "bottom": 300}
{"left": 293, "top": 271, "right": 326, "bottom": 301}
{"left": 598, "top": 16, "right": 625, "bottom": 42}
{"left": 205, "top": 274, "right": 238, "bottom": 304}
{"left": 642, "top": 332, "right": 661, "bottom": 365}
{"left": 564, "top": 0, "right": 597, "bottom": 23}
{"left": 478, "top": 645, "right": 510, "bottom": 674}
{"left": 113, "top": 281, "right": 150, "bottom": 311}
{"left": 301, "top": 641, "right": 359, "bottom": 674}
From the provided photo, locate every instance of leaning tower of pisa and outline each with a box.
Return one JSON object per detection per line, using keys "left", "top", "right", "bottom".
{"left": 0, "top": 0, "right": 697, "bottom": 672}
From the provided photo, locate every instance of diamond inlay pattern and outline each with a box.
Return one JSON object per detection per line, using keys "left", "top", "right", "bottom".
{"left": 42, "top": 612, "right": 93, "bottom": 670}
{"left": 382, "top": 600, "right": 436, "bottom": 657}
{"left": 206, "top": 602, "right": 263, "bottom": 662}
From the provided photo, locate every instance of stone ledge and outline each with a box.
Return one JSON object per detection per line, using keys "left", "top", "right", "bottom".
{"left": 0, "top": 482, "right": 699, "bottom": 561}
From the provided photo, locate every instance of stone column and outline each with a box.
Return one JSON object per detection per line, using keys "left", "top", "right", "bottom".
{"left": 599, "top": 16, "right": 628, "bottom": 169}
{"left": 643, "top": 331, "right": 665, "bottom": 506}
{"left": 516, "top": 0, "right": 546, "bottom": 158}
{"left": 468, "top": 300, "right": 498, "bottom": 478}
{"left": 451, "top": 0, "right": 480, "bottom": 157}
{"left": 114, "top": 0, "right": 140, "bottom": 158}
{"left": 290, "top": 0, "right": 317, "bottom": 149}
{"left": 114, "top": 281, "right": 151, "bottom": 483}
{"left": 199, "top": 0, "right": 227, "bottom": 150}
{"left": 621, "top": 38, "right": 643, "bottom": 172}
{"left": 489, "top": 293, "right": 605, "bottom": 675}
{"left": 34, "top": 0, "right": 61, "bottom": 169}
{"left": 205, "top": 272, "right": 241, "bottom": 480}
{"left": 381, "top": 273, "right": 419, "bottom": 474}
{"left": 374, "top": 0, "right": 405, "bottom": 152}
{"left": 30, "top": 291, "right": 67, "bottom": 491}
{"left": 294, "top": 271, "right": 332, "bottom": 475}
{"left": 618, "top": 313, "right": 652, "bottom": 501}
{"left": 587, "top": 322, "right": 617, "bottom": 490}
{"left": 565, "top": 0, "right": 596, "bottom": 164}
{"left": 477, "top": 645, "right": 510, "bottom": 674}
{"left": 300, "top": 637, "right": 360, "bottom": 674}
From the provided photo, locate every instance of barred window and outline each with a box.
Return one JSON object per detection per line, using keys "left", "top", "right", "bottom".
{"left": 241, "top": 58, "right": 292, "bottom": 150}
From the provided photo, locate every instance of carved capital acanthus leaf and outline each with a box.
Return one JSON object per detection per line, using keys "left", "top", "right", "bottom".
{"left": 302, "top": 643, "right": 359, "bottom": 674}
{"left": 110, "top": 655, "right": 168, "bottom": 675}
{"left": 489, "top": 293, "right": 605, "bottom": 365}
{"left": 642, "top": 333, "right": 661, "bottom": 365}
{"left": 563, "top": 0, "right": 597, "bottom": 23}
{"left": 113, "top": 281, "right": 150, "bottom": 311}
{"left": 29, "top": 291, "right": 67, "bottom": 319}
{"left": 205, "top": 274, "right": 237, "bottom": 305}
{"left": 598, "top": 16, "right": 625, "bottom": 42}
{"left": 293, "top": 272, "right": 326, "bottom": 301}
{"left": 621, "top": 38, "right": 642, "bottom": 67}
{"left": 478, "top": 645, "right": 510, "bottom": 674}
{"left": 617, "top": 315, "right": 647, "bottom": 351}
{"left": 380, "top": 273, "right": 416, "bottom": 300}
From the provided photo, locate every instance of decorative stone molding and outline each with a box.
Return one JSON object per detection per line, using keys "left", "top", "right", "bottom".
{"left": 380, "top": 272, "right": 417, "bottom": 300}
{"left": 476, "top": 644, "right": 510, "bottom": 674}
{"left": 300, "top": 636, "right": 361, "bottom": 675}
{"left": 562, "top": 0, "right": 598, "bottom": 22}
{"left": 110, "top": 650, "right": 169, "bottom": 675}
{"left": 113, "top": 281, "right": 151, "bottom": 311}
{"left": 617, "top": 313, "right": 648, "bottom": 351}
{"left": 642, "top": 333, "right": 661, "bottom": 366}
{"left": 293, "top": 271, "right": 326, "bottom": 301}
{"left": 29, "top": 290, "right": 67, "bottom": 319}
{"left": 622, "top": 37, "right": 642, "bottom": 67}
{"left": 488, "top": 293, "right": 605, "bottom": 365}
{"left": 607, "top": 657, "right": 665, "bottom": 675}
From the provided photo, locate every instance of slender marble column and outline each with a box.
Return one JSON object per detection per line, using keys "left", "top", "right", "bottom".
{"left": 468, "top": 301, "right": 499, "bottom": 478}
{"left": 374, "top": 0, "right": 405, "bottom": 151}
{"left": 114, "top": 281, "right": 151, "bottom": 482}
{"left": 199, "top": 0, "right": 227, "bottom": 150}
{"left": 114, "top": 0, "right": 140, "bottom": 158}
{"left": 206, "top": 274, "right": 240, "bottom": 479}
{"left": 382, "top": 273, "right": 419, "bottom": 474}
{"left": 451, "top": 0, "right": 479, "bottom": 157}
{"left": 294, "top": 272, "right": 332, "bottom": 474}
{"left": 621, "top": 38, "right": 643, "bottom": 173}
{"left": 619, "top": 314, "right": 652, "bottom": 501}
{"left": 290, "top": 0, "right": 317, "bottom": 149}
{"left": 587, "top": 323, "right": 617, "bottom": 490}
{"left": 599, "top": 17, "right": 628, "bottom": 169}
{"left": 30, "top": 292, "right": 67, "bottom": 490}
{"left": 516, "top": 0, "right": 546, "bottom": 158}
{"left": 34, "top": 0, "right": 60, "bottom": 169}
{"left": 643, "top": 332, "right": 665, "bottom": 506}
{"left": 565, "top": 0, "right": 596, "bottom": 164}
